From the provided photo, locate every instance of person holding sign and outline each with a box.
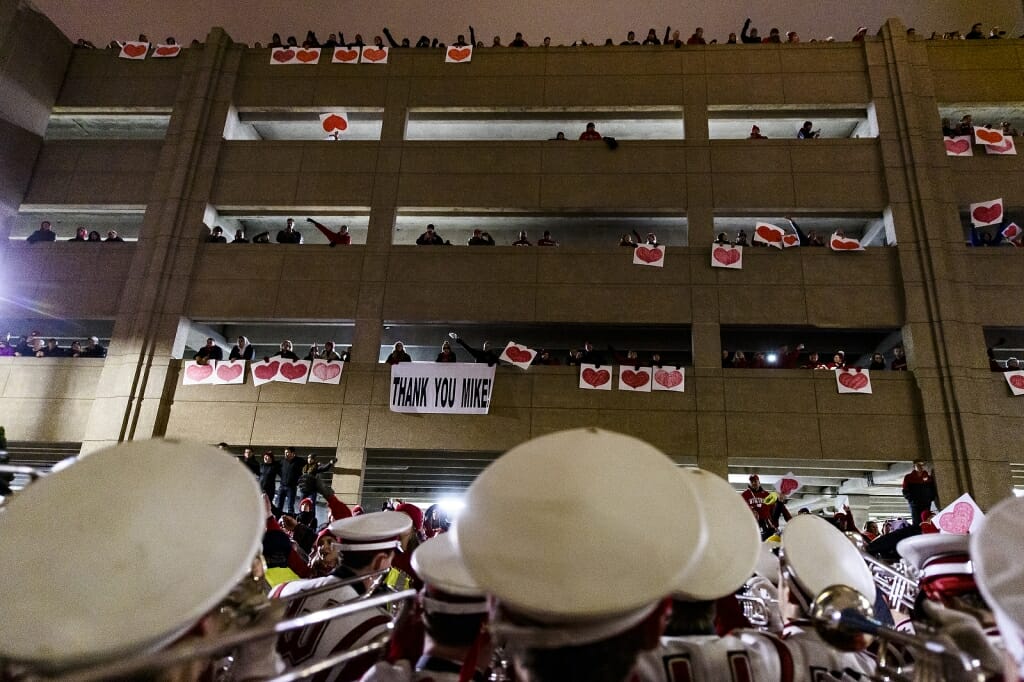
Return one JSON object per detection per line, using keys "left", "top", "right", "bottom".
{"left": 435, "top": 341, "right": 458, "bottom": 362}
{"left": 385, "top": 342, "right": 412, "bottom": 365}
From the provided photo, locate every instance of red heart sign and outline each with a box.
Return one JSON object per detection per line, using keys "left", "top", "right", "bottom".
{"left": 1010, "top": 375, "right": 1024, "bottom": 390}
{"left": 713, "top": 247, "right": 740, "bottom": 265}
{"left": 280, "top": 362, "right": 308, "bottom": 381}
{"left": 186, "top": 364, "right": 213, "bottom": 382}
{"left": 975, "top": 128, "right": 1003, "bottom": 145}
{"left": 296, "top": 49, "right": 319, "bottom": 63}
{"left": 582, "top": 368, "right": 610, "bottom": 387}
{"left": 782, "top": 234, "right": 799, "bottom": 247}
{"left": 322, "top": 114, "right": 348, "bottom": 133}
{"left": 831, "top": 236, "right": 861, "bottom": 250}
{"left": 154, "top": 45, "right": 180, "bottom": 57}
{"left": 937, "top": 501, "right": 975, "bottom": 534}
{"left": 621, "top": 370, "right": 650, "bottom": 389}
{"left": 635, "top": 246, "right": 663, "bottom": 263}
{"left": 448, "top": 47, "right": 471, "bottom": 61}
{"left": 362, "top": 48, "right": 387, "bottom": 62}
{"left": 972, "top": 204, "right": 1002, "bottom": 225}
{"left": 504, "top": 346, "right": 534, "bottom": 363}
{"left": 123, "top": 43, "right": 148, "bottom": 58}
{"left": 334, "top": 48, "right": 359, "bottom": 62}
{"left": 944, "top": 138, "right": 970, "bottom": 154}
{"left": 253, "top": 361, "right": 280, "bottom": 380}
{"left": 755, "top": 225, "right": 783, "bottom": 243}
{"left": 778, "top": 477, "right": 800, "bottom": 496}
{"left": 312, "top": 362, "right": 341, "bottom": 381}
{"left": 1004, "top": 223, "right": 1022, "bottom": 239}
{"left": 838, "top": 371, "right": 869, "bottom": 390}
{"left": 654, "top": 369, "right": 683, "bottom": 388}
{"left": 988, "top": 138, "right": 1014, "bottom": 153}
{"left": 217, "top": 363, "right": 243, "bottom": 382}
{"left": 272, "top": 49, "right": 296, "bottom": 63}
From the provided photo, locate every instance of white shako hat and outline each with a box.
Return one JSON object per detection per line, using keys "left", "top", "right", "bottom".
{"left": 412, "top": 532, "right": 488, "bottom": 615}
{"left": 971, "top": 496, "right": 1024, "bottom": 671}
{"left": 0, "top": 439, "right": 264, "bottom": 671}
{"left": 330, "top": 511, "right": 412, "bottom": 552}
{"left": 781, "top": 513, "right": 877, "bottom": 605}
{"left": 454, "top": 428, "right": 707, "bottom": 648}
{"left": 754, "top": 543, "right": 781, "bottom": 586}
{"left": 673, "top": 468, "right": 761, "bottom": 600}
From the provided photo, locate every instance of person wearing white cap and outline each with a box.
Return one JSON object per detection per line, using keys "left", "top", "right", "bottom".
{"left": 778, "top": 514, "right": 877, "bottom": 680}
{"left": 972, "top": 496, "right": 1024, "bottom": 680}
{"left": 361, "top": 532, "right": 490, "bottom": 682}
{"left": 272, "top": 510, "right": 413, "bottom": 682}
{"left": 455, "top": 428, "right": 707, "bottom": 682}
{"left": 634, "top": 468, "right": 789, "bottom": 681}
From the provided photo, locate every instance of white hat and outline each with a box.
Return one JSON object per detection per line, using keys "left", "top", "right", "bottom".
{"left": 0, "top": 440, "right": 264, "bottom": 670}
{"left": 412, "top": 532, "right": 487, "bottom": 615}
{"left": 898, "top": 533, "right": 971, "bottom": 571}
{"left": 754, "top": 543, "right": 780, "bottom": 586}
{"left": 972, "top": 496, "right": 1024, "bottom": 670}
{"left": 782, "top": 514, "right": 876, "bottom": 604}
{"left": 330, "top": 511, "right": 412, "bottom": 552}
{"left": 455, "top": 428, "right": 705, "bottom": 648}
{"left": 674, "top": 468, "right": 760, "bottom": 600}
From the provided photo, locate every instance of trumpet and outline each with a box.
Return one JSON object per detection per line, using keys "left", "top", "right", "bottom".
{"left": 861, "top": 549, "right": 919, "bottom": 614}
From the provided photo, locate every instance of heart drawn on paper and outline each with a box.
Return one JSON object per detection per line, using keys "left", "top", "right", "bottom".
{"left": 838, "top": 370, "right": 869, "bottom": 390}
{"left": 186, "top": 364, "right": 213, "bottom": 382}
{"left": 975, "top": 128, "right": 1003, "bottom": 145}
{"left": 1010, "top": 375, "right": 1024, "bottom": 390}
{"left": 362, "top": 48, "right": 387, "bottom": 62}
{"left": 778, "top": 477, "right": 800, "bottom": 496}
{"left": 713, "top": 247, "right": 740, "bottom": 265}
{"left": 447, "top": 47, "right": 471, "bottom": 61}
{"left": 322, "top": 114, "right": 348, "bottom": 133}
{"left": 217, "top": 363, "right": 243, "bottom": 382}
{"left": 937, "top": 501, "right": 975, "bottom": 534}
{"left": 504, "top": 346, "right": 533, "bottom": 363}
{"left": 635, "top": 246, "right": 663, "bottom": 263}
{"left": 313, "top": 362, "right": 341, "bottom": 381}
{"left": 988, "top": 138, "right": 1015, "bottom": 153}
{"left": 972, "top": 204, "right": 1002, "bottom": 225}
{"left": 154, "top": 45, "right": 180, "bottom": 57}
{"left": 783, "top": 234, "right": 800, "bottom": 247}
{"left": 334, "top": 47, "right": 359, "bottom": 62}
{"left": 296, "top": 49, "right": 319, "bottom": 63}
{"left": 253, "top": 361, "right": 280, "bottom": 380}
{"left": 582, "top": 368, "right": 610, "bottom": 387}
{"left": 621, "top": 370, "right": 650, "bottom": 389}
{"left": 654, "top": 369, "right": 683, "bottom": 388}
{"left": 944, "top": 138, "right": 970, "bottom": 154}
{"left": 755, "top": 225, "right": 784, "bottom": 243}
{"left": 280, "top": 362, "right": 308, "bottom": 381}
{"left": 831, "top": 236, "right": 861, "bottom": 250}
{"left": 1004, "top": 223, "right": 1022, "bottom": 239}
{"left": 272, "top": 49, "right": 296, "bottom": 63}
{"left": 123, "top": 43, "right": 148, "bottom": 58}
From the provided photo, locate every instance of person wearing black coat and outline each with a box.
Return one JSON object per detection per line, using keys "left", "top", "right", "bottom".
{"left": 258, "top": 452, "right": 280, "bottom": 499}
{"left": 274, "top": 448, "right": 303, "bottom": 515}
{"left": 449, "top": 332, "right": 500, "bottom": 365}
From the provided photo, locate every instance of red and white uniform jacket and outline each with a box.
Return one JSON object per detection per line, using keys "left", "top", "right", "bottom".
{"left": 632, "top": 631, "right": 791, "bottom": 681}
{"left": 360, "top": 656, "right": 487, "bottom": 682}
{"left": 782, "top": 621, "right": 876, "bottom": 681}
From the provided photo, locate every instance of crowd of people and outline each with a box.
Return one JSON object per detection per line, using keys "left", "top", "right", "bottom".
{"left": 193, "top": 336, "right": 351, "bottom": 364}
{"left": 722, "top": 345, "right": 908, "bottom": 370}
{"left": 0, "top": 331, "right": 107, "bottom": 358}
{"left": 23, "top": 221, "right": 126, "bottom": 243}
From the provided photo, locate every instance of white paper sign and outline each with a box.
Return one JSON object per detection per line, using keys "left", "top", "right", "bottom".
{"left": 836, "top": 368, "right": 872, "bottom": 394}
{"left": 775, "top": 473, "right": 802, "bottom": 497}
{"left": 215, "top": 360, "right": 246, "bottom": 385}
{"left": 973, "top": 126, "right": 1005, "bottom": 147}
{"left": 152, "top": 44, "right": 181, "bottom": 58}
{"left": 270, "top": 47, "right": 298, "bottom": 64}
{"left": 331, "top": 46, "right": 362, "bottom": 63}
{"left": 275, "top": 360, "right": 311, "bottom": 384}
{"left": 250, "top": 359, "right": 281, "bottom": 386}
{"left": 1002, "top": 223, "right": 1022, "bottom": 243}
{"left": 618, "top": 366, "right": 652, "bottom": 392}
{"left": 499, "top": 342, "right": 536, "bottom": 370}
{"left": 182, "top": 360, "right": 217, "bottom": 385}
{"left": 445, "top": 45, "right": 474, "bottom": 63}
{"left": 984, "top": 136, "right": 1017, "bottom": 155}
{"left": 652, "top": 366, "right": 685, "bottom": 392}
{"left": 970, "top": 198, "right": 1003, "bottom": 227}
{"left": 360, "top": 46, "right": 390, "bottom": 64}
{"left": 835, "top": 495, "right": 850, "bottom": 512}
{"left": 754, "top": 222, "right": 785, "bottom": 249}
{"left": 632, "top": 244, "right": 665, "bottom": 267}
{"left": 782, "top": 233, "right": 801, "bottom": 248}
{"left": 943, "top": 135, "right": 973, "bottom": 157}
{"left": 578, "top": 363, "right": 612, "bottom": 391}
{"left": 119, "top": 41, "right": 150, "bottom": 60}
{"left": 390, "top": 363, "right": 497, "bottom": 414}
{"left": 320, "top": 112, "right": 349, "bottom": 136}
{"left": 830, "top": 233, "right": 865, "bottom": 251}
{"left": 935, "top": 493, "right": 985, "bottom": 534}
{"left": 1005, "top": 370, "right": 1024, "bottom": 396}
{"left": 711, "top": 244, "right": 743, "bottom": 269}
{"left": 308, "top": 359, "right": 344, "bottom": 384}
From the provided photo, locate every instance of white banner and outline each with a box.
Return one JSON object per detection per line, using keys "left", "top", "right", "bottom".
{"left": 390, "top": 363, "right": 497, "bottom": 414}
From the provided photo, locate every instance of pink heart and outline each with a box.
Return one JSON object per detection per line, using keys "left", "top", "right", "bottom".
{"left": 216, "top": 364, "right": 243, "bottom": 382}
{"left": 987, "top": 138, "right": 1014, "bottom": 153}
{"left": 334, "top": 48, "right": 359, "bottom": 62}
{"left": 154, "top": 45, "right": 180, "bottom": 57}
{"left": 504, "top": 346, "right": 533, "bottom": 363}
{"left": 975, "top": 128, "right": 1003, "bottom": 145}
{"left": 280, "top": 362, "right": 308, "bottom": 381}
{"left": 621, "top": 370, "right": 650, "bottom": 389}
{"left": 186, "top": 364, "right": 213, "bottom": 382}
{"left": 713, "top": 247, "right": 740, "bottom": 265}
{"left": 253, "top": 361, "right": 280, "bottom": 380}
{"left": 778, "top": 477, "right": 799, "bottom": 496}
{"left": 582, "top": 368, "right": 610, "bottom": 387}
{"left": 972, "top": 204, "right": 1002, "bottom": 225}
{"left": 937, "top": 501, "right": 975, "bottom": 534}
{"left": 1010, "top": 375, "right": 1024, "bottom": 390}
{"left": 122, "top": 43, "right": 147, "bottom": 58}
{"left": 635, "top": 246, "right": 663, "bottom": 263}
{"left": 838, "top": 371, "right": 869, "bottom": 390}
{"left": 272, "top": 49, "right": 296, "bottom": 63}
{"left": 654, "top": 369, "right": 682, "bottom": 388}
{"left": 944, "top": 138, "right": 970, "bottom": 154}
{"left": 362, "top": 48, "right": 387, "bottom": 62}
{"left": 755, "top": 225, "right": 783, "bottom": 243}
{"left": 312, "top": 362, "right": 341, "bottom": 381}
{"left": 448, "top": 47, "right": 471, "bottom": 61}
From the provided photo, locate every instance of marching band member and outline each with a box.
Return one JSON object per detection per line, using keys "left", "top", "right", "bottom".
{"left": 746, "top": 543, "right": 785, "bottom": 632}
{"left": 973, "top": 496, "right": 1024, "bottom": 681}
{"left": 634, "top": 468, "right": 789, "bottom": 681}
{"left": 272, "top": 511, "right": 413, "bottom": 681}
{"left": 454, "top": 428, "right": 708, "bottom": 682}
